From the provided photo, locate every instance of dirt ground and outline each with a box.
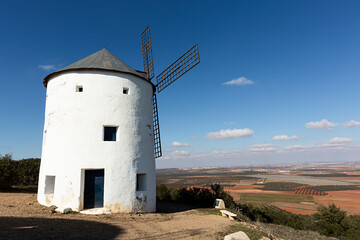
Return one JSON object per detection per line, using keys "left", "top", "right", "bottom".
{"left": 0, "top": 192, "right": 240, "bottom": 240}
{"left": 314, "top": 190, "right": 360, "bottom": 215}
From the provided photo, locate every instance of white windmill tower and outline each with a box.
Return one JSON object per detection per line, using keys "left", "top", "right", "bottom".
{"left": 37, "top": 26, "right": 200, "bottom": 213}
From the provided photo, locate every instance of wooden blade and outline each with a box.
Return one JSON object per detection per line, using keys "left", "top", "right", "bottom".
{"left": 153, "top": 94, "right": 162, "bottom": 158}
{"left": 141, "top": 26, "right": 155, "bottom": 80}
{"left": 156, "top": 44, "right": 200, "bottom": 93}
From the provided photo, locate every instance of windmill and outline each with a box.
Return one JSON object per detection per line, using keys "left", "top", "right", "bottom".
{"left": 141, "top": 26, "right": 200, "bottom": 159}
{"left": 37, "top": 26, "right": 199, "bottom": 213}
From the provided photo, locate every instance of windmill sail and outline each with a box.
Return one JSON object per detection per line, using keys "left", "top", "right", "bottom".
{"left": 156, "top": 44, "right": 200, "bottom": 93}
{"left": 141, "top": 26, "right": 155, "bottom": 80}
{"left": 153, "top": 94, "right": 162, "bottom": 158}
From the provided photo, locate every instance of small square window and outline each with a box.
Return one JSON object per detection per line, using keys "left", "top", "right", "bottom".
{"left": 123, "top": 87, "right": 129, "bottom": 94}
{"left": 76, "top": 85, "right": 83, "bottom": 92}
{"left": 136, "top": 173, "right": 147, "bottom": 191}
{"left": 104, "top": 126, "right": 117, "bottom": 141}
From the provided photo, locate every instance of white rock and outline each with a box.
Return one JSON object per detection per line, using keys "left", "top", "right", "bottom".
{"left": 55, "top": 207, "right": 73, "bottom": 213}
{"left": 224, "top": 231, "right": 250, "bottom": 240}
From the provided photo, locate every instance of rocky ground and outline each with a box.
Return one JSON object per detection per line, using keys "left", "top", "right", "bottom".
{"left": 0, "top": 192, "right": 337, "bottom": 240}
{"left": 0, "top": 192, "right": 245, "bottom": 239}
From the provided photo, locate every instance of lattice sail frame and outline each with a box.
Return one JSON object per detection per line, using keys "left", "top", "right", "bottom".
{"left": 156, "top": 44, "right": 200, "bottom": 93}
{"left": 152, "top": 94, "right": 162, "bottom": 158}
{"left": 141, "top": 26, "right": 155, "bottom": 80}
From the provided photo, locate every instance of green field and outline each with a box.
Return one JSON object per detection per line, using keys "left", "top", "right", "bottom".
{"left": 238, "top": 193, "right": 314, "bottom": 206}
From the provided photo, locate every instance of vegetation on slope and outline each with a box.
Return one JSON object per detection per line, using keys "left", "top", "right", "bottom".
{"left": 157, "top": 184, "right": 360, "bottom": 240}
{"left": 0, "top": 154, "right": 40, "bottom": 190}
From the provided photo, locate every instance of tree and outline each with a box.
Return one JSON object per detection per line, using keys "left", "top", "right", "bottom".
{"left": 0, "top": 154, "right": 16, "bottom": 190}
{"left": 313, "top": 204, "right": 348, "bottom": 237}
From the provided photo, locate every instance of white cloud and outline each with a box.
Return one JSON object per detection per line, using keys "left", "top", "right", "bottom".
{"left": 249, "top": 143, "right": 276, "bottom": 152}
{"left": 38, "top": 64, "right": 56, "bottom": 70}
{"left": 306, "top": 119, "right": 337, "bottom": 129}
{"left": 283, "top": 140, "right": 353, "bottom": 151}
{"left": 283, "top": 145, "right": 309, "bottom": 151}
{"left": 272, "top": 135, "right": 299, "bottom": 141}
{"left": 223, "top": 77, "right": 254, "bottom": 86}
{"left": 328, "top": 137, "right": 352, "bottom": 144}
{"left": 344, "top": 120, "right": 360, "bottom": 128}
{"left": 250, "top": 143, "right": 274, "bottom": 148}
{"left": 171, "top": 141, "right": 192, "bottom": 147}
{"left": 249, "top": 147, "right": 276, "bottom": 152}
{"left": 206, "top": 128, "right": 253, "bottom": 139}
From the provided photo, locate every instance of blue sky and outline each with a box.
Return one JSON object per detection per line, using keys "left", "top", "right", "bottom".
{"left": 1, "top": 0, "right": 359, "bottom": 168}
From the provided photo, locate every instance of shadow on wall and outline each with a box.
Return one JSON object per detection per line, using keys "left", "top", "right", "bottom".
{"left": 0, "top": 217, "right": 123, "bottom": 239}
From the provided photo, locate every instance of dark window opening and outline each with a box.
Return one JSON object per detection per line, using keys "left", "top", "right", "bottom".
{"left": 76, "top": 85, "right": 83, "bottom": 92}
{"left": 136, "top": 173, "right": 147, "bottom": 191}
{"left": 123, "top": 88, "right": 129, "bottom": 94}
{"left": 104, "top": 126, "right": 117, "bottom": 141}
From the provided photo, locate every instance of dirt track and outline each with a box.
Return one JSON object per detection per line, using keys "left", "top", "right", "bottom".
{"left": 0, "top": 193, "right": 234, "bottom": 239}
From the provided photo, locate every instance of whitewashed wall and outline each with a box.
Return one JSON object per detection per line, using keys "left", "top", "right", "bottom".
{"left": 37, "top": 70, "right": 156, "bottom": 212}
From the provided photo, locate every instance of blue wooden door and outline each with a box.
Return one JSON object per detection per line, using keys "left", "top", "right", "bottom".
{"left": 84, "top": 169, "right": 104, "bottom": 209}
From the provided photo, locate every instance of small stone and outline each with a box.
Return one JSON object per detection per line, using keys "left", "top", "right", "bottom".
{"left": 63, "top": 208, "right": 72, "bottom": 214}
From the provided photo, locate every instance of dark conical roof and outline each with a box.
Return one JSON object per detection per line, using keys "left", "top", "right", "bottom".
{"left": 43, "top": 48, "right": 147, "bottom": 87}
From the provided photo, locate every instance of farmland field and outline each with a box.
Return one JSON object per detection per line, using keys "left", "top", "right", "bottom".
{"left": 249, "top": 174, "right": 356, "bottom": 186}
{"left": 238, "top": 193, "right": 314, "bottom": 206}
{"left": 157, "top": 162, "right": 360, "bottom": 215}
